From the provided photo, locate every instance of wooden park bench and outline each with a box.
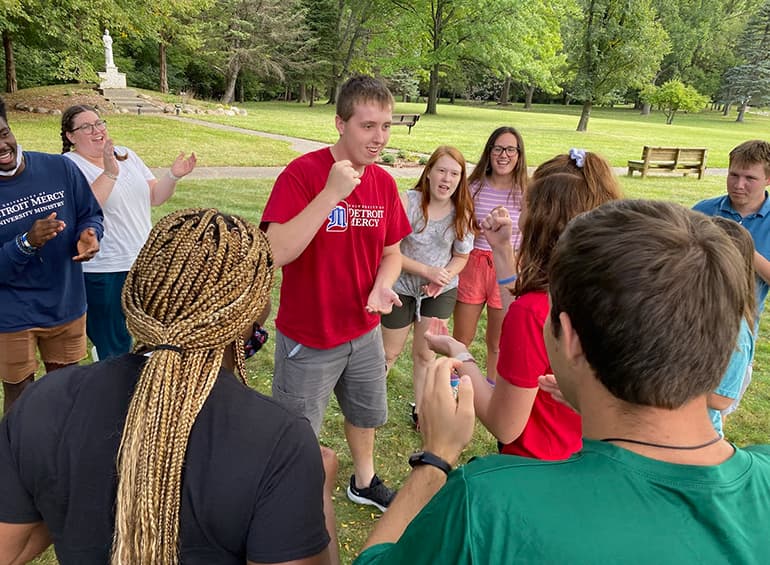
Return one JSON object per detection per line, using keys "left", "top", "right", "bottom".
{"left": 391, "top": 113, "right": 420, "bottom": 134}
{"left": 627, "top": 146, "right": 708, "bottom": 179}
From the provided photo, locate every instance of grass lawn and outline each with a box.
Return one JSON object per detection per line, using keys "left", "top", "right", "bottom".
{"left": 9, "top": 95, "right": 769, "bottom": 171}
{"left": 6, "top": 111, "right": 299, "bottom": 167}
{"left": 2, "top": 96, "right": 767, "bottom": 564}
{"left": 188, "top": 100, "right": 770, "bottom": 169}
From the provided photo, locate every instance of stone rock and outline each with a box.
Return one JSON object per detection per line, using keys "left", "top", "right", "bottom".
{"left": 238, "top": 109, "right": 248, "bottom": 116}
{"left": 34, "top": 107, "right": 49, "bottom": 114}
{"left": 225, "top": 110, "right": 236, "bottom": 116}
{"left": 49, "top": 109, "right": 62, "bottom": 115}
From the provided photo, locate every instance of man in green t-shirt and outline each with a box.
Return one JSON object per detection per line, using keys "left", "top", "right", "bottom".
{"left": 355, "top": 200, "right": 770, "bottom": 565}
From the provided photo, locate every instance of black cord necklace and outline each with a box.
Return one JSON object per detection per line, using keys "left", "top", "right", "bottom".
{"left": 599, "top": 435, "right": 722, "bottom": 450}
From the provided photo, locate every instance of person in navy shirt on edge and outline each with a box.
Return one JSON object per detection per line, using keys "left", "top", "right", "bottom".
{"left": 0, "top": 97, "right": 103, "bottom": 414}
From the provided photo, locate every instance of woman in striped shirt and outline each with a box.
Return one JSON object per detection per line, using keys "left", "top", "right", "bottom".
{"left": 453, "top": 127, "right": 528, "bottom": 383}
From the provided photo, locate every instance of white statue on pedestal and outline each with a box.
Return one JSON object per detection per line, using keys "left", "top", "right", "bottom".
{"left": 103, "top": 29, "right": 114, "bottom": 68}
{"left": 99, "top": 28, "right": 126, "bottom": 89}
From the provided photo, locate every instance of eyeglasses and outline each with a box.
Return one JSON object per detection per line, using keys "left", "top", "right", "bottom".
{"left": 72, "top": 119, "right": 107, "bottom": 134}
{"left": 491, "top": 145, "right": 520, "bottom": 157}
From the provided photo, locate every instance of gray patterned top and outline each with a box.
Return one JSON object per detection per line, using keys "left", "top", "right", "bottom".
{"left": 393, "top": 189, "right": 474, "bottom": 299}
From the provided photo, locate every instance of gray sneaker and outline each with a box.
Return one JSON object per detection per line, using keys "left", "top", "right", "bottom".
{"left": 346, "top": 474, "right": 395, "bottom": 512}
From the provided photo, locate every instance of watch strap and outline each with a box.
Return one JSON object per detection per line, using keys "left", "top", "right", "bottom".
{"left": 408, "top": 450, "right": 452, "bottom": 475}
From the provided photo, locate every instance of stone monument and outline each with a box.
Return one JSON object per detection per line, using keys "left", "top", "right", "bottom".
{"left": 98, "top": 29, "right": 127, "bottom": 90}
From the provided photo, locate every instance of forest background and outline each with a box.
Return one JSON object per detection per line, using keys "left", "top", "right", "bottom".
{"left": 1, "top": 0, "right": 770, "bottom": 130}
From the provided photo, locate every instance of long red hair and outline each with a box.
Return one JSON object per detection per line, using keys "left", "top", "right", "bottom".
{"left": 411, "top": 145, "right": 476, "bottom": 240}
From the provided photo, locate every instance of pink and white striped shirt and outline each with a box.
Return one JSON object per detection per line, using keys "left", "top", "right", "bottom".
{"left": 471, "top": 179, "right": 523, "bottom": 252}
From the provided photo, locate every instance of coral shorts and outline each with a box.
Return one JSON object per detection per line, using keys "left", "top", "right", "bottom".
{"left": 456, "top": 249, "right": 503, "bottom": 309}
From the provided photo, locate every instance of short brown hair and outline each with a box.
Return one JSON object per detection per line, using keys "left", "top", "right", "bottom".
{"left": 729, "top": 140, "right": 770, "bottom": 177}
{"left": 336, "top": 75, "right": 394, "bottom": 121}
{"left": 549, "top": 200, "right": 746, "bottom": 408}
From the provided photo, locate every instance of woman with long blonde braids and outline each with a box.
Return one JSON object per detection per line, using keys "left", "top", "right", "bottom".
{"left": 0, "top": 209, "right": 332, "bottom": 565}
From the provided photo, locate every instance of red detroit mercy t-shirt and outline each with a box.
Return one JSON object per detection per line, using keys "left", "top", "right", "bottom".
{"left": 497, "top": 291, "right": 583, "bottom": 460}
{"left": 261, "top": 148, "right": 411, "bottom": 349}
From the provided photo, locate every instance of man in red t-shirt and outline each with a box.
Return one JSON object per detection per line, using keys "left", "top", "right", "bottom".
{"left": 261, "top": 76, "right": 411, "bottom": 512}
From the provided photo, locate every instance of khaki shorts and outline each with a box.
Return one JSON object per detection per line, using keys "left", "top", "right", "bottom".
{"left": 0, "top": 315, "right": 87, "bottom": 383}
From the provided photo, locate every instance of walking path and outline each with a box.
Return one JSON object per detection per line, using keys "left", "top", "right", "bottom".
{"left": 151, "top": 116, "right": 729, "bottom": 180}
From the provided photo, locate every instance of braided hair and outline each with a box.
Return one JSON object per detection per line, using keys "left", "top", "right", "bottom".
{"left": 112, "top": 208, "right": 273, "bottom": 564}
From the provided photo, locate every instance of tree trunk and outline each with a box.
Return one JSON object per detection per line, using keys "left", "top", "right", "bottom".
{"left": 666, "top": 112, "right": 675, "bottom": 125}
{"left": 309, "top": 84, "right": 315, "bottom": 107}
{"left": 426, "top": 63, "right": 439, "bottom": 115}
{"left": 298, "top": 83, "right": 307, "bottom": 103}
{"left": 640, "top": 102, "right": 651, "bottom": 115}
{"left": 576, "top": 100, "right": 592, "bottom": 131}
{"left": 524, "top": 85, "right": 535, "bottom": 109}
{"left": 449, "top": 91, "right": 456, "bottom": 104}
{"left": 499, "top": 75, "right": 511, "bottom": 105}
{"left": 238, "top": 79, "right": 244, "bottom": 103}
{"left": 221, "top": 60, "right": 240, "bottom": 104}
{"left": 3, "top": 31, "right": 17, "bottom": 94}
{"left": 562, "top": 90, "right": 571, "bottom": 105}
{"left": 723, "top": 103, "right": 732, "bottom": 116}
{"left": 736, "top": 102, "right": 748, "bottom": 122}
{"left": 327, "top": 80, "right": 339, "bottom": 105}
{"left": 159, "top": 42, "right": 168, "bottom": 94}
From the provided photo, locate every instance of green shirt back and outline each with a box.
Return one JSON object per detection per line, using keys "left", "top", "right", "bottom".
{"left": 356, "top": 440, "right": 770, "bottom": 564}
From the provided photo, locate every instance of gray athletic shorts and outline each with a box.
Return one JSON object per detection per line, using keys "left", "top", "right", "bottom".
{"left": 272, "top": 326, "right": 388, "bottom": 435}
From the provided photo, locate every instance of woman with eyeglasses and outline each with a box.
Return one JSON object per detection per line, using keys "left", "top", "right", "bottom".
{"left": 452, "top": 126, "right": 527, "bottom": 384}
{"left": 61, "top": 105, "right": 196, "bottom": 360}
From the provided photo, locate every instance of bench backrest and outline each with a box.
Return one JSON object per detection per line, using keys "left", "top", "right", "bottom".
{"left": 678, "top": 148, "right": 707, "bottom": 163}
{"left": 392, "top": 114, "right": 420, "bottom": 124}
{"left": 642, "top": 146, "right": 707, "bottom": 164}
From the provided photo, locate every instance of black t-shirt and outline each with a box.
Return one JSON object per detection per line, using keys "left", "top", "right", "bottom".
{"left": 0, "top": 354, "right": 329, "bottom": 564}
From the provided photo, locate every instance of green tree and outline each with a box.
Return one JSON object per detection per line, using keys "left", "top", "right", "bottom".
{"left": 151, "top": 0, "right": 211, "bottom": 93}
{"left": 203, "top": 0, "right": 308, "bottom": 104}
{"left": 386, "top": 0, "right": 531, "bottom": 115}
{"left": 321, "top": 0, "right": 390, "bottom": 104}
{"left": 644, "top": 79, "right": 708, "bottom": 124}
{"left": 720, "top": 0, "right": 770, "bottom": 122}
{"left": 1, "top": 0, "right": 168, "bottom": 90}
{"left": 651, "top": 0, "right": 762, "bottom": 99}
{"left": 0, "top": 0, "right": 26, "bottom": 92}
{"left": 567, "top": 0, "right": 670, "bottom": 131}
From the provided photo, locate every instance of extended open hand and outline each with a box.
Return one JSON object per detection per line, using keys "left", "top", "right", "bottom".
{"left": 27, "top": 212, "right": 66, "bottom": 248}
{"left": 424, "top": 317, "right": 466, "bottom": 357}
{"left": 366, "top": 286, "right": 401, "bottom": 315}
{"left": 72, "top": 227, "right": 99, "bottom": 262}
{"left": 169, "top": 152, "right": 197, "bottom": 179}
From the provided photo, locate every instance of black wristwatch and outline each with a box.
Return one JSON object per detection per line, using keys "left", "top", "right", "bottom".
{"left": 408, "top": 450, "right": 452, "bottom": 475}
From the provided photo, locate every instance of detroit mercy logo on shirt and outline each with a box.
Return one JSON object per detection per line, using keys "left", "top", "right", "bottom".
{"left": 326, "top": 201, "right": 385, "bottom": 232}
